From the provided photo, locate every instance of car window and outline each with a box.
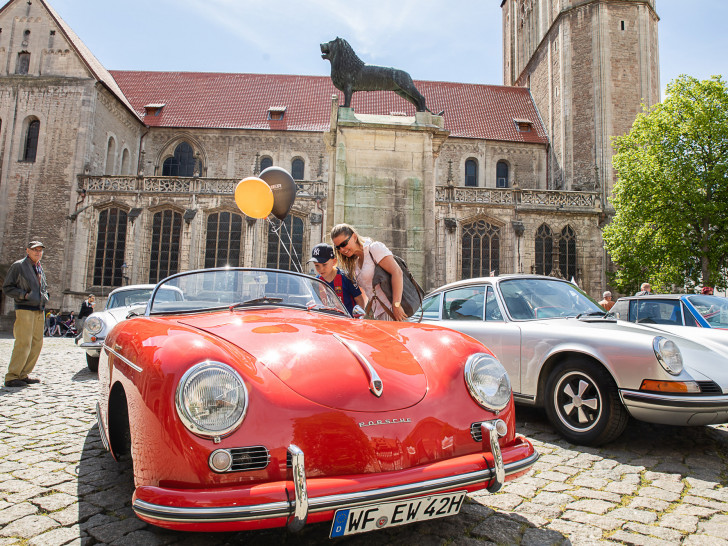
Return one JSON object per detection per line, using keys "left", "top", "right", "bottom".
{"left": 682, "top": 302, "right": 698, "bottom": 327}
{"left": 499, "top": 278, "right": 601, "bottom": 320}
{"left": 485, "top": 286, "right": 503, "bottom": 321}
{"left": 610, "top": 299, "right": 628, "bottom": 320}
{"left": 419, "top": 294, "right": 442, "bottom": 320}
{"left": 686, "top": 295, "right": 728, "bottom": 328}
{"left": 633, "top": 300, "right": 681, "bottom": 325}
{"left": 106, "top": 289, "right": 153, "bottom": 309}
{"left": 443, "top": 286, "right": 484, "bottom": 321}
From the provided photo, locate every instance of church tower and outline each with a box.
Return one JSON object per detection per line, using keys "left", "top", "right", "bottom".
{"left": 501, "top": 0, "right": 659, "bottom": 204}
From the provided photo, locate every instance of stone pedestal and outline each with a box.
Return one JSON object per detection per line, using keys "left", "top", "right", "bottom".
{"left": 325, "top": 106, "right": 449, "bottom": 290}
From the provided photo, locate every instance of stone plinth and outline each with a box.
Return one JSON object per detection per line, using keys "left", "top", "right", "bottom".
{"left": 326, "top": 107, "right": 449, "bottom": 289}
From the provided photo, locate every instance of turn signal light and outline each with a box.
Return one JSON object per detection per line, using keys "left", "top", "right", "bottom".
{"left": 639, "top": 379, "right": 700, "bottom": 393}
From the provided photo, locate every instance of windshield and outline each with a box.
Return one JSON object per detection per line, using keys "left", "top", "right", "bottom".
{"left": 148, "top": 268, "right": 348, "bottom": 316}
{"left": 499, "top": 278, "right": 603, "bottom": 320}
{"left": 106, "top": 287, "right": 182, "bottom": 309}
{"left": 686, "top": 295, "right": 728, "bottom": 328}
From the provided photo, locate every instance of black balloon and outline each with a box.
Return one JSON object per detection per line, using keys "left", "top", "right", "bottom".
{"left": 259, "top": 167, "right": 297, "bottom": 220}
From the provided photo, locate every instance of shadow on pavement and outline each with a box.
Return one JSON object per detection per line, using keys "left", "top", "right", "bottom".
{"left": 73, "top": 424, "right": 567, "bottom": 545}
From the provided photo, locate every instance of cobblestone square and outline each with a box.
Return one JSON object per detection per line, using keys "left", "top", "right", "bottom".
{"left": 1, "top": 336, "right": 727, "bottom": 545}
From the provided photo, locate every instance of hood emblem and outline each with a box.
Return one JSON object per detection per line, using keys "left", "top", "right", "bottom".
{"left": 333, "top": 333, "right": 383, "bottom": 397}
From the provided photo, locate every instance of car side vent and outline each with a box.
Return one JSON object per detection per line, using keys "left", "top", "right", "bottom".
{"left": 697, "top": 381, "right": 723, "bottom": 395}
{"left": 230, "top": 446, "right": 270, "bottom": 471}
{"left": 470, "top": 422, "right": 484, "bottom": 442}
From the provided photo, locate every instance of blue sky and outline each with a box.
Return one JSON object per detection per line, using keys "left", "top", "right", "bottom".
{"left": 51, "top": 0, "right": 726, "bottom": 99}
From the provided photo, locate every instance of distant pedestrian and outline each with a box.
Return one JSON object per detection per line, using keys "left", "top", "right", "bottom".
{"left": 77, "top": 294, "right": 95, "bottom": 333}
{"left": 634, "top": 283, "right": 652, "bottom": 296}
{"left": 2, "top": 241, "right": 49, "bottom": 387}
{"left": 308, "top": 243, "right": 366, "bottom": 315}
{"left": 599, "top": 291, "right": 615, "bottom": 311}
{"left": 701, "top": 286, "right": 714, "bottom": 295}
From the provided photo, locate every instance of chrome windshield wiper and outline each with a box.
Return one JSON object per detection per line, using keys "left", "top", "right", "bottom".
{"left": 229, "top": 297, "right": 283, "bottom": 310}
{"left": 306, "top": 302, "right": 349, "bottom": 316}
{"left": 576, "top": 311, "right": 608, "bottom": 318}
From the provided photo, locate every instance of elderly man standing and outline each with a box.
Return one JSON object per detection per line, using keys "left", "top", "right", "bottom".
{"left": 3, "top": 241, "right": 49, "bottom": 388}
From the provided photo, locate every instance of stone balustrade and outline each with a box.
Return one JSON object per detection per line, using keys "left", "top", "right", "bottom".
{"left": 435, "top": 185, "right": 601, "bottom": 211}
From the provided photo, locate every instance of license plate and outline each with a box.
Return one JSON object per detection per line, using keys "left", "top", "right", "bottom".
{"left": 329, "top": 491, "right": 466, "bottom": 537}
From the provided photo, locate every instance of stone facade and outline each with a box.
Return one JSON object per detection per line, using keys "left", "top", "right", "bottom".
{"left": 0, "top": 0, "right": 659, "bottom": 324}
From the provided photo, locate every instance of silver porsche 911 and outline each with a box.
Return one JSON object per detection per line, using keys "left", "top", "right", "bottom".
{"left": 417, "top": 275, "right": 728, "bottom": 445}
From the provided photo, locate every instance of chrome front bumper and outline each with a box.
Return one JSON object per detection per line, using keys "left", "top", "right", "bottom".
{"left": 621, "top": 389, "right": 728, "bottom": 426}
{"left": 132, "top": 422, "right": 538, "bottom": 530}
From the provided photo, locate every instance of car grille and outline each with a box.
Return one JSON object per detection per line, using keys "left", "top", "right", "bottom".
{"left": 229, "top": 446, "right": 269, "bottom": 472}
{"left": 470, "top": 422, "right": 484, "bottom": 442}
{"left": 697, "top": 381, "right": 723, "bottom": 395}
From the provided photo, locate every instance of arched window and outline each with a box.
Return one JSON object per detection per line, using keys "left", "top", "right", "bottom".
{"left": 465, "top": 158, "right": 478, "bottom": 187}
{"left": 93, "top": 208, "right": 127, "bottom": 287}
{"left": 291, "top": 158, "right": 304, "bottom": 180}
{"left": 23, "top": 119, "right": 40, "bottom": 162}
{"left": 559, "top": 225, "right": 577, "bottom": 280}
{"left": 162, "top": 142, "right": 196, "bottom": 177}
{"left": 496, "top": 161, "right": 509, "bottom": 188}
{"left": 149, "top": 210, "right": 182, "bottom": 283}
{"left": 205, "top": 212, "right": 244, "bottom": 268}
{"left": 461, "top": 219, "right": 500, "bottom": 279}
{"left": 267, "top": 215, "right": 304, "bottom": 272}
{"left": 16, "top": 51, "right": 30, "bottom": 74}
{"left": 120, "top": 149, "right": 130, "bottom": 175}
{"left": 105, "top": 137, "right": 116, "bottom": 175}
{"left": 260, "top": 156, "right": 273, "bottom": 171}
{"left": 534, "top": 224, "right": 553, "bottom": 276}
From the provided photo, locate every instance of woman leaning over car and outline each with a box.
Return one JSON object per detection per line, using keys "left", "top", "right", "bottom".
{"left": 331, "top": 223, "right": 406, "bottom": 321}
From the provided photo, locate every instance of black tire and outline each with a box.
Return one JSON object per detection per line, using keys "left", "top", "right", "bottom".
{"left": 544, "top": 358, "right": 628, "bottom": 446}
{"left": 86, "top": 352, "right": 99, "bottom": 373}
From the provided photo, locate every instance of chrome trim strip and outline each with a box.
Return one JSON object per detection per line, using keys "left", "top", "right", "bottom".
{"left": 132, "top": 451, "right": 539, "bottom": 523}
{"left": 287, "top": 444, "right": 308, "bottom": 531}
{"left": 104, "top": 345, "right": 143, "bottom": 373}
{"left": 332, "top": 333, "right": 383, "bottom": 397}
{"left": 80, "top": 341, "right": 104, "bottom": 349}
{"left": 482, "top": 422, "right": 505, "bottom": 493}
{"left": 95, "top": 402, "right": 110, "bottom": 452}
{"left": 621, "top": 390, "right": 728, "bottom": 409}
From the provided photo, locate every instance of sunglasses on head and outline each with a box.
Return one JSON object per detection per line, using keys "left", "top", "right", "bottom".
{"left": 335, "top": 234, "right": 353, "bottom": 250}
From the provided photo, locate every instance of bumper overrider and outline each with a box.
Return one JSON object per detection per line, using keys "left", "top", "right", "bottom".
{"left": 621, "top": 389, "right": 728, "bottom": 426}
{"left": 130, "top": 422, "right": 538, "bottom": 532}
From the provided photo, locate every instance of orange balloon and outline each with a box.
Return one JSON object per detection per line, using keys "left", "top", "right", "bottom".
{"left": 234, "top": 177, "right": 274, "bottom": 219}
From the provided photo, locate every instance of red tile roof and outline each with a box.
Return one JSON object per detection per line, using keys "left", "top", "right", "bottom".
{"left": 110, "top": 71, "right": 548, "bottom": 144}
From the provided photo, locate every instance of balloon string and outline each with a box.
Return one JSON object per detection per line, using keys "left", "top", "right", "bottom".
{"left": 268, "top": 217, "right": 303, "bottom": 273}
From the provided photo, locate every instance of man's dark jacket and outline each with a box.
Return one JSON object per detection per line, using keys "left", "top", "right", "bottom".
{"left": 2, "top": 256, "right": 49, "bottom": 311}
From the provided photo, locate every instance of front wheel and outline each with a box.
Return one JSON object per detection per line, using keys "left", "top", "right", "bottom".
{"left": 86, "top": 352, "right": 99, "bottom": 373}
{"left": 544, "top": 359, "right": 628, "bottom": 446}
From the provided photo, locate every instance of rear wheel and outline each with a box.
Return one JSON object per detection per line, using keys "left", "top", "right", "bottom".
{"left": 544, "top": 358, "right": 628, "bottom": 446}
{"left": 86, "top": 352, "right": 99, "bottom": 373}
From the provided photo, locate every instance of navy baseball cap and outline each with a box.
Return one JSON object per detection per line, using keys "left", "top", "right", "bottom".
{"left": 308, "top": 243, "right": 335, "bottom": 263}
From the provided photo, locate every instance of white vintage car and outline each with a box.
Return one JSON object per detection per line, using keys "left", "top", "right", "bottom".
{"left": 417, "top": 275, "right": 728, "bottom": 445}
{"left": 77, "top": 284, "right": 183, "bottom": 371}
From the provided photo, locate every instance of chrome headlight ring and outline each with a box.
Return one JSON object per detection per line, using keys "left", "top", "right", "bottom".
{"left": 175, "top": 361, "right": 248, "bottom": 439}
{"left": 653, "top": 336, "right": 683, "bottom": 375}
{"left": 464, "top": 353, "right": 512, "bottom": 412}
{"left": 84, "top": 316, "right": 104, "bottom": 336}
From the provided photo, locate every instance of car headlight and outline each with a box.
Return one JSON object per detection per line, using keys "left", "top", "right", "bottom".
{"left": 464, "top": 353, "right": 512, "bottom": 412}
{"left": 175, "top": 362, "right": 248, "bottom": 438}
{"left": 653, "top": 337, "right": 683, "bottom": 375}
{"left": 84, "top": 316, "right": 103, "bottom": 336}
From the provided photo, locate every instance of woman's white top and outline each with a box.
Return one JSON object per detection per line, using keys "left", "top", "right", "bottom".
{"left": 355, "top": 239, "right": 393, "bottom": 319}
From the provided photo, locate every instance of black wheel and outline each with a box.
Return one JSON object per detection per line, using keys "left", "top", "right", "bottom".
{"left": 544, "top": 358, "right": 628, "bottom": 446}
{"left": 86, "top": 352, "right": 99, "bottom": 373}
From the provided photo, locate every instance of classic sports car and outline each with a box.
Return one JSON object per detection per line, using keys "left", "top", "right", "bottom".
{"left": 611, "top": 293, "right": 728, "bottom": 330}
{"left": 78, "top": 284, "right": 184, "bottom": 371}
{"left": 96, "top": 268, "right": 537, "bottom": 535}
{"left": 417, "top": 275, "right": 728, "bottom": 445}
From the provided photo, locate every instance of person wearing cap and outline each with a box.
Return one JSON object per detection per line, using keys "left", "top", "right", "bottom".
{"left": 2, "top": 241, "right": 49, "bottom": 387}
{"left": 701, "top": 286, "right": 714, "bottom": 295}
{"left": 598, "top": 291, "right": 615, "bottom": 311}
{"left": 309, "top": 243, "right": 366, "bottom": 315}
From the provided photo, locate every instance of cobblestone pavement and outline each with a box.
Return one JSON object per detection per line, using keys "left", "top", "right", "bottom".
{"left": 1, "top": 336, "right": 728, "bottom": 545}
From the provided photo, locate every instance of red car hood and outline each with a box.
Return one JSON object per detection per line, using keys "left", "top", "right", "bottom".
{"left": 178, "top": 309, "right": 427, "bottom": 412}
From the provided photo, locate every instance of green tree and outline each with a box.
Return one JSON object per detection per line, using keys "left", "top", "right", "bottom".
{"left": 603, "top": 75, "right": 728, "bottom": 294}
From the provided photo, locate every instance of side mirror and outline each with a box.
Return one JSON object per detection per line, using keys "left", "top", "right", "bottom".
{"left": 352, "top": 305, "right": 366, "bottom": 319}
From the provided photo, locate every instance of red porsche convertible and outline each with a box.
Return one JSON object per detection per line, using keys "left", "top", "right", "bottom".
{"left": 96, "top": 268, "right": 537, "bottom": 536}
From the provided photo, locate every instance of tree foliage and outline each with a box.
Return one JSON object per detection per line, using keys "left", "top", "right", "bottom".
{"left": 603, "top": 75, "right": 728, "bottom": 294}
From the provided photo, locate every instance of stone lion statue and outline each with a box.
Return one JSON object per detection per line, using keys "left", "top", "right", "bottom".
{"left": 320, "top": 37, "right": 432, "bottom": 113}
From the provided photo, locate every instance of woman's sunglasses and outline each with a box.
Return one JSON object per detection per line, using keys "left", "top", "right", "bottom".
{"left": 335, "top": 234, "right": 353, "bottom": 250}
